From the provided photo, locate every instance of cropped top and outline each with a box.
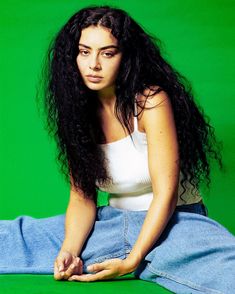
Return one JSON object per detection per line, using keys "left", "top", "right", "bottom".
{"left": 96, "top": 103, "right": 202, "bottom": 211}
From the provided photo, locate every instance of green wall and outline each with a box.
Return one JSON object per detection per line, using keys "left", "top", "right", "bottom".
{"left": 0, "top": 0, "right": 235, "bottom": 233}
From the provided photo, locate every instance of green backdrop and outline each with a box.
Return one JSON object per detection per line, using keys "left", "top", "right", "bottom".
{"left": 0, "top": 0, "right": 235, "bottom": 239}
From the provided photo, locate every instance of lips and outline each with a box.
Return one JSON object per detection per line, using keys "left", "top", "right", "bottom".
{"left": 86, "top": 75, "right": 103, "bottom": 78}
{"left": 86, "top": 75, "right": 103, "bottom": 82}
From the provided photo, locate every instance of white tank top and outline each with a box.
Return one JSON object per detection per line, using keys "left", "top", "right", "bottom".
{"left": 97, "top": 103, "right": 202, "bottom": 211}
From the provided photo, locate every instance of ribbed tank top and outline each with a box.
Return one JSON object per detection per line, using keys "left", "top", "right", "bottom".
{"left": 97, "top": 102, "right": 202, "bottom": 211}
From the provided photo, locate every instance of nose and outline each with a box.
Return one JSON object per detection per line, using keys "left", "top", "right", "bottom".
{"left": 89, "top": 54, "right": 101, "bottom": 71}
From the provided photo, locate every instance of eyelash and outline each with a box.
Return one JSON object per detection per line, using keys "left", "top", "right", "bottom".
{"left": 78, "top": 50, "right": 115, "bottom": 58}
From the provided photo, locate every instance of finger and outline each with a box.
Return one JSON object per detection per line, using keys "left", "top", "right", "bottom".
{"left": 68, "top": 274, "right": 94, "bottom": 282}
{"left": 54, "top": 261, "right": 63, "bottom": 280}
{"left": 87, "top": 262, "right": 106, "bottom": 273}
{"left": 63, "top": 257, "right": 70, "bottom": 268}
{"left": 89, "top": 258, "right": 115, "bottom": 272}
{"left": 76, "top": 257, "right": 82, "bottom": 265}
{"left": 68, "top": 271, "right": 110, "bottom": 282}
{"left": 63, "top": 258, "right": 82, "bottom": 279}
{"left": 55, "top": 257, "right": 65, "bottom": 272}
{"left": 61, "top": 263, "right": 75, "bottom": 279}
{"left": 54, "top": 258, "right": 72, "bottom": 280}
{"left": 75, "top": 258, "right": 84, "bottom": 275}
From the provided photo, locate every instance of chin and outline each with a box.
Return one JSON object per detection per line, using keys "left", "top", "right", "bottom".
{"left": 86, "top": 84, "right": 103, "bottom": 91}
{"left": 85, "top": 82, "right": 108, "bottom": 91}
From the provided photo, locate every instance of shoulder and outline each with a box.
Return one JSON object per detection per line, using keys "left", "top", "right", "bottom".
{"left": 136, "top": 85, "right": 169, "bottom": 105}
{"left": 135, "top": 85, "right": 173, "bottom": 133}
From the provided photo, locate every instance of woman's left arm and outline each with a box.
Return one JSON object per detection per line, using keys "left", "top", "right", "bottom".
{"left": 125, "top": 89, "right": 180, "bottom": 270}
{"left": 68, "top": 90, "right": 180, "bottom": 281}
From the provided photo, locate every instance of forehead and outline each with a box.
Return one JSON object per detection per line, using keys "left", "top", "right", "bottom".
{"left": 79, "top": 25, "right": 118, "bottom": 46}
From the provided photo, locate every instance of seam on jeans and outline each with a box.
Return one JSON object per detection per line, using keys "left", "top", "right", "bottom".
{"left": 123, "top": 210, "right": 132, "bottom": 256}
{"left": 146, "top": 264, "right": 223, "bottom": 294}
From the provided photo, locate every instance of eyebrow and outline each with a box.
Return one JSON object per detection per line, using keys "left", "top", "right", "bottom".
{"left": 78, "top": 43, "right": 119, "bottom": 50}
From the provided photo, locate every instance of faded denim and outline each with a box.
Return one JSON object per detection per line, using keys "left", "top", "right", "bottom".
{"left": 0, "top": 202, "right": 235, "bottom": 294}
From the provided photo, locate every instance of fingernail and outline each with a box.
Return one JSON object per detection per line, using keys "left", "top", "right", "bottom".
{"left": 70, "top": 264, "right": 75, "bottom": 269}
{"left": 59, "top": 266, "right": 63, "bottom": 271}
{"left": 87, "top": 266, "right": 92, "bottom": 271}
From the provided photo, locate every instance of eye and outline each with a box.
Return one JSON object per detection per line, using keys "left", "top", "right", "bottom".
{"left": 102, "top": 51, "right": 115, "bottom": 58}
{"left": 79, "top": 49, "right": 89, "bottom": 56}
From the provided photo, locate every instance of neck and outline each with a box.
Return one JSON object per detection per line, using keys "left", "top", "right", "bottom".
{"left": 97, "top": 86, "right": 116, "bottom": 113}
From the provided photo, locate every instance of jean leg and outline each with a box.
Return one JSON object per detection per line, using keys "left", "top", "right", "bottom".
{"left": 0, "top": 214, "right": 65, "bottom": 274}
{"left": 134, "top": 211, "right": 235, "bottom": 294}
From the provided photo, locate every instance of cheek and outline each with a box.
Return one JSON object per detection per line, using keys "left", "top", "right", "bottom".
{"left": 109, "top": 60, "right": 122, "bottom": 77}
{"left": 76, "top": 57, "right": 84, "bottom": 73}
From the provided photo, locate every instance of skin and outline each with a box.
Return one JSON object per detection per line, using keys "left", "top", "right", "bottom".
{"left": 55, "top": 25, "right": 180, "bottom": 282}
{"left": 76, "top": 25, "right": 122, "bottom": 108}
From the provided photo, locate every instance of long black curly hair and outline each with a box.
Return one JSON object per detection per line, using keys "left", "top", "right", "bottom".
{"left": 36, "top": 5, "right": 223, "bottom": 205}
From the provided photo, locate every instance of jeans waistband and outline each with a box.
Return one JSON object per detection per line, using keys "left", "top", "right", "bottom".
{"left": 175, "top": 202, "right": 208, "bottom": 216}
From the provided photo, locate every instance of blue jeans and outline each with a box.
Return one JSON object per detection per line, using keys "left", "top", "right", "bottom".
{"left": 0, "top": 202, "right": 235, "bottom": 294}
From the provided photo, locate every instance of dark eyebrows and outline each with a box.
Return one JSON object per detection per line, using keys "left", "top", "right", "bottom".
{"left": 78, "top": 43, "right": 119, "bottom": 50}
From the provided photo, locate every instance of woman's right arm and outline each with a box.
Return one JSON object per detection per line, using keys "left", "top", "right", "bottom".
{"left": 60, "top": 185, "right": 97, "bottom": 256}
{"left": 54, "top": 184, "right": 97, "bottom": 280}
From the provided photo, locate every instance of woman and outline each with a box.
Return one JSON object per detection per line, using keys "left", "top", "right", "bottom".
{"left": 1, "top": 5, "right": 235, "bottom": 293}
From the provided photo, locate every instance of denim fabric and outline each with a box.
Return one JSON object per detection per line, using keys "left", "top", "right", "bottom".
{"left": 0, "top": 214, "right": 65, "bottom": 274}
{"left": 132, "top": 208, "right": 235, "bottom": 294}
{"left": 0, "top": 203, "right": 235, "bottom": 294}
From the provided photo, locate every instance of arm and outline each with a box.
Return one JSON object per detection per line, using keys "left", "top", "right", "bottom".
{"left": 60, "top": 182, "right": 97, "bottom": 256}
{"left": 54, "top": 181, "right": 97, "bottom": 280}
{"left": 126, "top": 88, "right": 180, "bottom": 270}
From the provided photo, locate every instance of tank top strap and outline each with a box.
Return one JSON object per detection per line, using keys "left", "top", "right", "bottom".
{"left": 133, "top": 96, "right": 139, "bottom": 132}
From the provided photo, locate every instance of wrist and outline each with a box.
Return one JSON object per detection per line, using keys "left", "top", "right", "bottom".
{"left": 60, "top": 242, "right": 80, "bottom": 257}
{"left": 124, "top": 254, "right": 142, "bottom": 272}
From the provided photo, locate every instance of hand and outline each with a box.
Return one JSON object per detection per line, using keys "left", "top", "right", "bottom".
{"left": 54, "top": 250, "right": 83, "bottom": 280}
{"left": 68, "top": 258, "right": 135, "bottom": 282}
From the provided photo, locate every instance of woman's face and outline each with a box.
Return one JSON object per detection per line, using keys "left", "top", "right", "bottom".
{"left": 76, "top": 25, "right": 122, "bottom": 93}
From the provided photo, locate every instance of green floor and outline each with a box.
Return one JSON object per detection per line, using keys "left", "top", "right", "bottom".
{"left": 0, "top": 274, "right": 171, "bottom": 294}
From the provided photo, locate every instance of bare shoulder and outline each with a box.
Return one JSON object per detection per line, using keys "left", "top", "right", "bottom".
{"left": 135, "top": 85, "right": 172, "bottom": 132}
